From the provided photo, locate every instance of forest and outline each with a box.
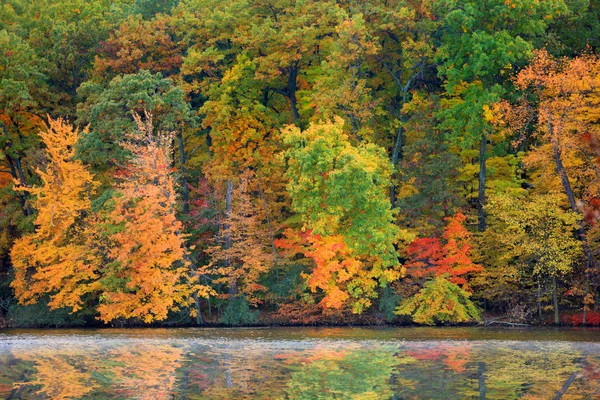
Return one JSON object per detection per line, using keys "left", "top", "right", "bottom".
{"left": 1, "top": 0, "right": 600, "bottom": 328}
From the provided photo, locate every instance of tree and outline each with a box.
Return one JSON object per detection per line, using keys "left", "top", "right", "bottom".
{"left": 279, "top": 117, "right": 401, "bottom": 313}
{"left": 93, "top": 14, "right": 185, "bottom": 80}
{"left": 96, "top": 113, "right": 211, "bottom": 323}
{"left": 508, "top": 49, "right": 600, "bottom": 322}
{"left": 205, "top": 169, "right": 274, "bottom": 306}
{"left": 435, "top": 0, "right": 568, "bottom": 231}
{"left": 395, "top": 93, "right": 463, "bottom": 234}
{"left": 10, "top": 117, "right": 99, "bottom": 312}
{"left": 395, "top": 275, "right": 481, "bottom": 325}
{"left": 488, "top": 193, "right": 583, "bottom": 324}
{"left": 77, "top": 70, "right": 197, "bottom": 212}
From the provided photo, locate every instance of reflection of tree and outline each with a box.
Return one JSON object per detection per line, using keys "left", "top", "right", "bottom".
{"left": 182, "top": 347, "right": 294, "bottom": 399}
{"left": 391, "top": 342, "right": 590, "bottom": 400}
{"left": 0, "top": 352, "right": 34, "bottom": 399}
{"left": 569, "top": 353, "right": 600, "bottom": 399}
{"left": 100, "top": 344, "right": 185, "bottom": 400}
{"left": 2, "top": 337, "right": 600, "bottom": 399}
{"left": 392, "top": 342, "right": 478, "bottom": 399}
{"left": 285, "top": 348, "right": 395, "bottom": 399}
{"left": 3, "top": 343, "right": 185, "bottom": 400}
{"left": 480, "top": 344, "right": 582, "bottom": 399}
{"left": 11, "top": 350, "right": 97, "bottom": 399}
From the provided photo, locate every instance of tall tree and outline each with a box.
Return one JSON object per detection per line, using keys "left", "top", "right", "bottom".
{"left": 435, "top": 0, "right": 568, "bottom": 231}
{"left": 96, "top": 113, "right": 211, "bottom": 323}
{"left": 10, "top": 117, "right": 99, "bottom": 312}
{"left": 507, "top": 49, "right": 600, "bottom": 322}
{"left": 278, "top": 118, "right": 401, "bottom": 313}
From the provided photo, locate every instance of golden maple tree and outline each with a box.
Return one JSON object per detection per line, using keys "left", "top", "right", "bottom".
{"left": 10, "top": 117, "right": 100, "bottom": 312}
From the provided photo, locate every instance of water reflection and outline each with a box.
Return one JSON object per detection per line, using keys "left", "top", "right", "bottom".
{"left": 1, "top": 328, "right": 600, "bottom": 399}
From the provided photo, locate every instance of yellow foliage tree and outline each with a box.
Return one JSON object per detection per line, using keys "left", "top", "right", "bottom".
{"left": 10, "top": 117, "right": 99, "bottom": 312}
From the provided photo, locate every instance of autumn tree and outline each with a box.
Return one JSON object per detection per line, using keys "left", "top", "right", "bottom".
{"left": 435, "top": 0, "right": 568, "bottom": 231}
{"left": 488, "top": 193, "right": 583, "bottom": 324}
{"left": 205, "top": 170, "right": 274, "bottom": 306}
{"left": 405, "top": 213, "right": 482, "bottom": 288}
{"left": 398, "top": 212, "right": 482, "bottom": 325}
{"left": 10, "top": 117, "right": 99, "bottom": 312}
{"left": 395, "top": 93, "right": 463, "bottom": 234}
{"left": 96, "top": 113, "right": 211, "bottom": 323}
{"left": 395, "top": 275, "right": 481, "bottom": 325}
{"left": 93, "top": 14, "right": 185, "bottom": 80}
{"left": 279, "top": 118, "right": 401, "bottom": 313}
{"left": 509, "top": 49, "right": 600, "bottom": 322}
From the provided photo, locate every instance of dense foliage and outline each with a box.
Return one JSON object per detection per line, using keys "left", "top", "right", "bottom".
{"left": 1, "top": 0, "right": 600, "bottom": 326}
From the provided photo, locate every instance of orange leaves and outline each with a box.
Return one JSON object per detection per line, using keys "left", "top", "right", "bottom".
{"left": 276, "top": 228, "right": 368, "bottom": 311}
{"left": 511, "top": 50, "right": 600, "bottom": 196}
{"left": 97, "top": 113, "right": 204, "bottom": 323}
{"left": 405, "top": 213, "right": 482, "bottom": 287}
{"left": 94, "top": 14, "right": 184, "bottom": 78}
{"left": 205, "top": 170, "right": 274, "bottom": 305}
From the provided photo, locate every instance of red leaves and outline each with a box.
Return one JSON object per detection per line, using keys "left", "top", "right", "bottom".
{"left": 405, "top": 213, "right": 482, "bottom": 287}
{"left": 560, "top": 311, "right": 600, "bottom": 326}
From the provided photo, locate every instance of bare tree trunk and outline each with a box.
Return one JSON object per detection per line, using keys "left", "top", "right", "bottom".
{"left": 224, "top": 180, "right": 237, "bottom": 296}
{"left": 553, "top": 275, "right": 560, "bottom": 325}
{"left": 389, "top": 72, "right": 419, "bottom": 208}
{"left": 1, "top": 121, "right": 29, "bottom": 216}
{"left": 176, "top": 131, "right": 189, "bottom": 214}
{"left": 552, "top": 129, "right": 593, "bottom": 323}
{"left": 192, "top": 293, "right": 204, "bottom": 325}
{"left": 538, "top": 278, "right": 542, "bottom": 319}
{"left": 287, "top": 64, "right": 301, "bottom": 125}
{"left": 478, "top": 131, "right": 487, "bottom": 232}
{"left": 258, "top": 187, "right": 279, "bottom": 281}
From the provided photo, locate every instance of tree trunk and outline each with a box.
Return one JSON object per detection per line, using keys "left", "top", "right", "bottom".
{"left": 176, "top": 131, "right": 189, "bottom": 214}
{"left": 224, "top": 180, "right": 237, "bottom": 296}
{"left": 192, "top": 293, "right": 204, "bottom": 325}
{"left": 553, "top": 275, "right": 560, "bottom": 325}
{"left": 538, "top": 278, "right": 542, "bottom": 319}
{"left": 258, "top": 186, "right": 279, "bottom": 281}
{"left": 552, "top": 134, "right": 594, "bottom": 321}
{"left": 287, "top": 64, "right": 301, "bottom": 125}
{"left": 389, "top": 74, "right": 417, "bottom": 208}
{"left": 1, "top": 122, "right": 30, "bottom": 216}
{"left": 478, "top": 131, "right": 487, "bottom": 232}
{"left": 390, "top": 125, "right": 403, "bottom": 208}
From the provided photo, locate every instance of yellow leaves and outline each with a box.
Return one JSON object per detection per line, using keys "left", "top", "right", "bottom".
{"left": 21, "top": 353, "right": 97, "bottom": 399}
{"left": 10, "top": 117, "right": 100, "bottom": 312}
{"left": 482, "top": 103, "right": 504, "bottom": 125}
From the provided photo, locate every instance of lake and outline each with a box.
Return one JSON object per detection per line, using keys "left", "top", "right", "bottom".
{"left": 1, "top": 327, "right": 599, "bottom": 399}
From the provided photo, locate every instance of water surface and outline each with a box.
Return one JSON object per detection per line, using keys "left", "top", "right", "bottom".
{"left": 1, "top": 327, "right": 599, "bottom": 399}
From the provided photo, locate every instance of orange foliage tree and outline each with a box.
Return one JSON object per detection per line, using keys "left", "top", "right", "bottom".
{"left": 97, "top": 113, "right": 212, "bottom": 323}
{"left": 405, "top": 213, "right": 482, "bottom": 288}
{"left": 10, "top": 117, "right": 100, "bottom": 311}
{"left": 506, "top": 49, "right": 600, "bottom": 320}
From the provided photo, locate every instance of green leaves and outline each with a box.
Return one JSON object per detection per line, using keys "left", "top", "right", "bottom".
{"left": 77, "top": 70, "right": 194, "bottom": 171}
{"left": 283, "top": 117, "right": 399, "bottom": 267}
